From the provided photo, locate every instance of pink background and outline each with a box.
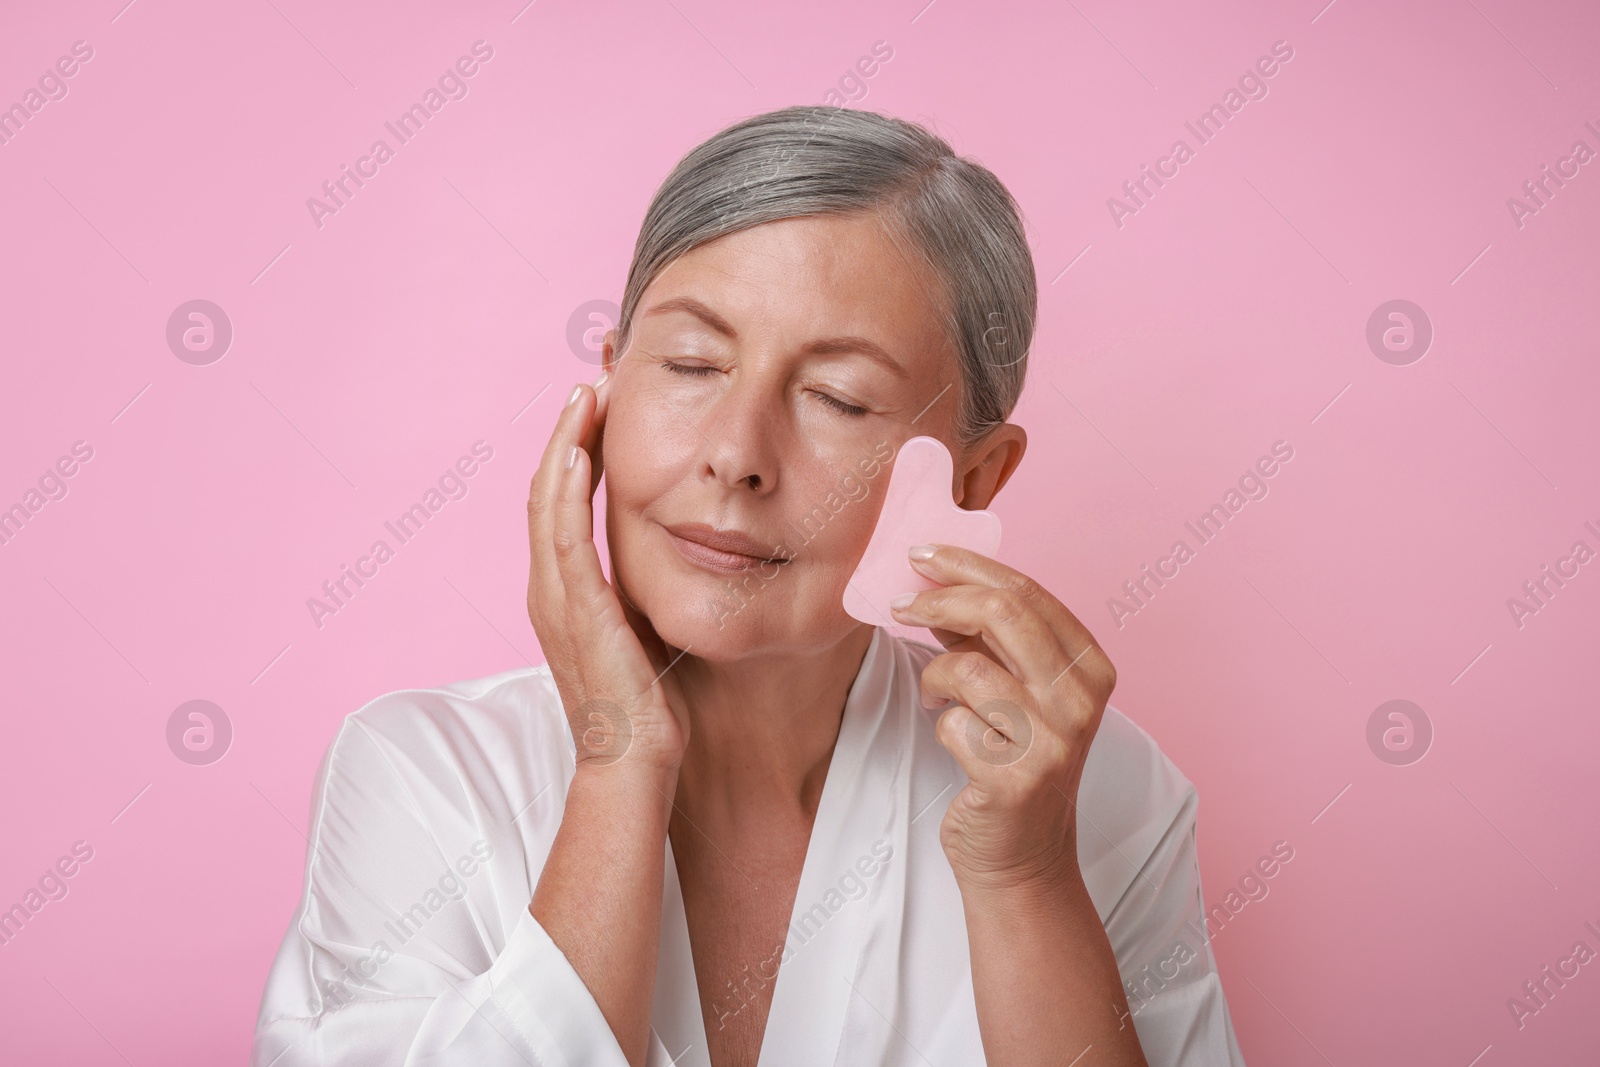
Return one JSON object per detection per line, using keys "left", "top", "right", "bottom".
{"left": 3, "top": 0, "right": 1598, "bottom": 1063}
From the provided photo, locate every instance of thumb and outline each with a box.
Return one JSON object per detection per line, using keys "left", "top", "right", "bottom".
{"left": 616, "top": 573, "right": 672, "bottom": 678}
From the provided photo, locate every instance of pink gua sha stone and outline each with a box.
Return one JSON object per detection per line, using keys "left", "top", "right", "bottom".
{"left": 843, "top": 435, "right": 1003, "bottom": 627}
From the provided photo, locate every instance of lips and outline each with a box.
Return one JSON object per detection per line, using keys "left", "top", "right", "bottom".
{"left": 663, "top": 522, "right": 790, "bottom": 573}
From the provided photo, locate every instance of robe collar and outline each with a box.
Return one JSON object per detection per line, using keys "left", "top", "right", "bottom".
{"left": 649, "top": 626, "right": 942, "bottom": 1066}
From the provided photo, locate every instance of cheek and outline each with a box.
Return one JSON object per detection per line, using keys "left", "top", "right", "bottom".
{"left": 603, "top": 391, "right": 691, "bottom": 492}
{"left": 786, "top": 468, "right": 887, "bottom": 573}
{"left": 832, "top": 489, "right": 885, "bottom": 560}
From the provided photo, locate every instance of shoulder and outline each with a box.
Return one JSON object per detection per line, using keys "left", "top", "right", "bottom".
{"left": 338, "top": 663, "right": 568, "bottom": 756}
{"left": 1077, "top": 705, "right": 1201, "bottom": 933}
{"left": 1078, "top": 705, "right": 1196, "bottom": 853}
{"left": 311, "top": 664, "right": 575, "bottom": 833}
{"left": 274, "top": 666, "right": 577, "bottom": 1002}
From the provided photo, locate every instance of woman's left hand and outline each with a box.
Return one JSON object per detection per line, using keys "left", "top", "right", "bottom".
{"left": 888, "top": 543, "right": 1117, "bottom": 891}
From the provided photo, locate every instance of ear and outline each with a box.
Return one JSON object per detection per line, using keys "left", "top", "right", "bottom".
{"left": 601, "top": 328, "right": 618, "bottom": 376}
{"left": 954, "top": 423, "right": 1027, "bottom": 510}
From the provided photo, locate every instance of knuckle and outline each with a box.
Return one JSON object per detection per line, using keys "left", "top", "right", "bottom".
{"left": 1081, "top": 645, "right": 1115, "bottom": 691}
{"left": 982, "top": 589, "right": 1024, "bottom": 624}
{"left": 1004, "top": 571, "right": 1044, "bottom": 603}
{"left": 953, "top": 652, "right": 989, "bottom": 686}
{"left": 965, "top": 697, "right": 1034, "bottom": 767}
{"left": 913, "top": 588, "right": 951, "bottom": 622}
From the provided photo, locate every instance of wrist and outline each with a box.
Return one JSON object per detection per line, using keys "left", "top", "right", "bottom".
{"left": 951, "top": 843, "right": 1084, "bottom": 904}
{"left": 569, "top": 759, "right": 679, "bottom": 819}
{"left": 958, "top": 865, "right": 1100, "bottom": 957}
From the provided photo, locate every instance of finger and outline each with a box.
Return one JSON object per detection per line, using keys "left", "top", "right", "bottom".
{"left": 905, "top": 544, "right": 1113, "bottom": 688}
{"left": 617, "top": 581, "right": 666, "bottom": 668}
{"left": 528, "top": 380, "right": 604, "bottom": 596}
{"left": 923, "top": 624, "right": 991, "bottom": 662}
{"left": 613, "top": 570, "right": 694, "bottom": 749}
{"left": 933, "top": 698, "right": 1037, "bottom": 780}
{"left": 919, "top": 650, "right": 1028, "bottom": 730}
{"left": 550, "top": 424, "right": 619, "bottom": 619}
{"left": 584, "top": 373, "right": 611, "bottom": 499}
{"left": 531, "top": 381, "right": 593, "bottom": 514}
{"left": 546, "top": 423, "right": 674, "bottom": 721}
{"left": 891, "top": 581, "right": 1072, "bottom": 690}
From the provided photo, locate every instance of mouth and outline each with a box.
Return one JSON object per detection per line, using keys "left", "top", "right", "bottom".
{"left": 663, "top": 522, "right": 791, "bottom": 575}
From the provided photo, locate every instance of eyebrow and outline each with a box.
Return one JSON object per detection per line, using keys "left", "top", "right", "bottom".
{"left": 641, "top": 296, "right": 909, "bottom": 380}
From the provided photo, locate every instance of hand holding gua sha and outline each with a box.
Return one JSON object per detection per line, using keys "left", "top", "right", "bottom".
{"left": 843, "top": 435, "right": 1003, "bottom": 627}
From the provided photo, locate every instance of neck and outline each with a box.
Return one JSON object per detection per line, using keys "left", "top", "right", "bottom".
{"left": 671, "top": 625, "right": 876, "bottom": 825}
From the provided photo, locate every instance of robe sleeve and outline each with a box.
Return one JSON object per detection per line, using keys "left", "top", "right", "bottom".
{"left": 250, "top": 701, "right": 632, "bottom": 1067}
{"left": 1092, "top": 730, "right": 1248, "bottom": 1067}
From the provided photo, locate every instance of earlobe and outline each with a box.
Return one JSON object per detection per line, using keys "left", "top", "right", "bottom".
{"left": 956, "top": 424, "right": 1027, "bottom": 510}
{"left": 987, "top": 424, "right": 1027, "bottom": 499}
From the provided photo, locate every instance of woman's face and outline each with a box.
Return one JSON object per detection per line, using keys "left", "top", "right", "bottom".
{"left": 599, "top": 211, "right": 1017, "bottom": 661}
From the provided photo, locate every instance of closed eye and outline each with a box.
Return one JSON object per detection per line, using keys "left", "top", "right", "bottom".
{"left": 662, "top": 362, "right": 869, "bottom": 417}
{"left": 814, "top": 392, "right": 869, "bottom": 417}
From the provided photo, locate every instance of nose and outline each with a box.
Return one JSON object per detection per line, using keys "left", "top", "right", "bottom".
{"left": 697, "top": 372, "right": 780, "bottom": 493}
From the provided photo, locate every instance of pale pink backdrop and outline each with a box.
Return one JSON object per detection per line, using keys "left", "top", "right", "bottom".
{"left": 2, "top": 0, "right": 1597, "bottom": 1063}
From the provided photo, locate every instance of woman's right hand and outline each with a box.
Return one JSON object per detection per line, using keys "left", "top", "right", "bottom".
{"left": 527, "top": 371, "right": 687, "bottom": 1066}
{"left": 526, "top": 373, "right": 689, "bottom": 776}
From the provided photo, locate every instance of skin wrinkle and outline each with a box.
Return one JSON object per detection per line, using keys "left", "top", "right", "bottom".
{"left": 586, "top": 211, "right": 1027, "bottom": 1066}
{"left": 526, "top": 151, "right": 1149, "bottom": 1062}
{"left": 624, "top": 202, "right": 970, "bottom": 439}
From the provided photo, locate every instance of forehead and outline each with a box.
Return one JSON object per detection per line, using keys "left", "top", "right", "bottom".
{"left": 637, "top": 213, "right": 956, "bottom": 366}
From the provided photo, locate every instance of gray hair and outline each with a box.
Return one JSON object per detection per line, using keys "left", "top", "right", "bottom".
{"left": 614, "top": 105, "right": 1036, "bottom": 451}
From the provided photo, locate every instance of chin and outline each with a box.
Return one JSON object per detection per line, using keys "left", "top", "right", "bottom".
{"left": 620, "top": 558, "right": 859, "bottom": 664}
{"left": 605, "top": 506, "right": 864, "bottom": 661}
{"left": 623, "top": 564, "right": 786, "bottom": 661}
{"left": 648, "top": 598, "right": 767, "bottom": 663}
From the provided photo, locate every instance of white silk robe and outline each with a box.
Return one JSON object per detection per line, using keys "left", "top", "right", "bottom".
{"left": 252, "top": 626, "right": 1247, "bottom": 1065}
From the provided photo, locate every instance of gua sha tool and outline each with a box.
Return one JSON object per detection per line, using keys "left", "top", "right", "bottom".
{"left": 843, "top": 435, "right": 1003, "bottom": 627}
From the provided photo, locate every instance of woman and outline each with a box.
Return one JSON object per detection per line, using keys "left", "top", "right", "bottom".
{"left": 253, "top": 106, "right": 1246, "bottom": 1067}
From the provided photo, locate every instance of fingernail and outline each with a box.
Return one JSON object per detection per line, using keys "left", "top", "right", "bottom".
{"left": 908, "top": 545, "right": 935, "bottom": 561}
{"left": 889, "top": 593, "right": 916, "bottom": 611}
{"left": 567, "top": 385, "right": 582, "bottom": 407}
{"left": 593, "top": 371, "right": 609, "bottom": 389}
{"left": 565, "top": 445, "right": 579, "bottom": 470}
{"left": 920, "top": 692, "right": 943, "bottom": 710}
